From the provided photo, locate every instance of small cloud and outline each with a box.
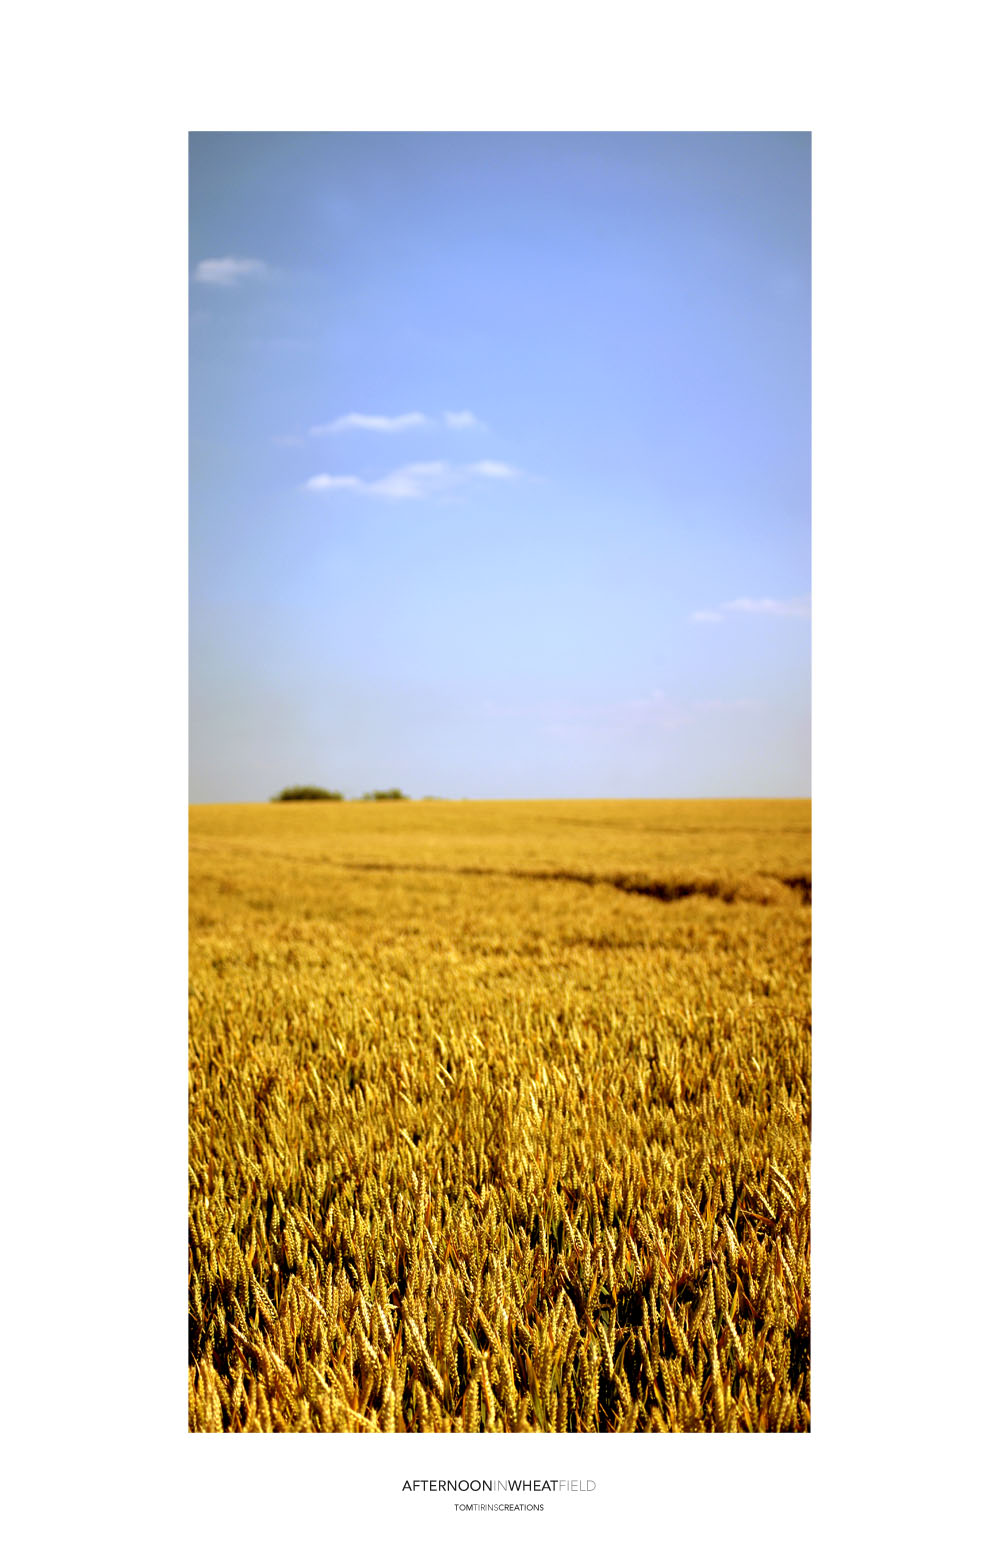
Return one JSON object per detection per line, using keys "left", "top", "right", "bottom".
{"left": 309, "top": 412, "right": 430, "bottom": 435}
{"left": 466, "top": 460, "right": 519, "bottom": 479}
{"left": 272, "top": 434, "right": 305, "bottom": 447}
{"left": 302, "top": 462, "right": 456, "bottom": 501}
{"left": 722, "top": 596, "right": 811, "bottom": 617}
{"left": 369, "top": 461, "right": 456, "bottom": 500}
{"left": 302, "top": 474, "right": 365, "bottom": 492}
{"left": 690, "top": 596, "right": 810, "bottom": 623}
{"left": 308, "top": 409, "right": 488, "bottom": 436}
{"left": 193, "top": 256, "right": 269, "bottom": 286}
{"left": 302, "top": 458, "right": 523, "bottom": 502}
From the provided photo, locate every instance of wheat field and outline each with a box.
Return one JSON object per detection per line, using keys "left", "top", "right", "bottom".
{"left": 189, "top": 798, "right": 810, "bottom": 1432}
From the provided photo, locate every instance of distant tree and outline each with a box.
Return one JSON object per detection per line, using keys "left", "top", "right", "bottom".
{"left": 360, "top": 788, "right": 408, "bottom": 801}
{"left": 270, "top": 785, "right": 344, "bottom": 802}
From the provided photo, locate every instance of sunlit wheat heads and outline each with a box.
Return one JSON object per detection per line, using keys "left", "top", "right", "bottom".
{"left": 189, "top": 799, "right": 810, "bottom": 1431}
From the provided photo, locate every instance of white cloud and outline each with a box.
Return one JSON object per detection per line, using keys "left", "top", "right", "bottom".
{"left": 466, "top": 460, "right": 519, "bottom": 479}
{"left": 309, "top": 412, "right": 430, "bottom": 435}
{"left": 272, "top": 434, "right": 305, "bottom": 447}
{"left": 722, "top": 596, "right": 811, "bottom": 617}
{"left": 369, "top": 461, "right": 456, "bottom": 500}
{"left": 691, "top": 596, "right": 810, "bottom": 623}
{"left": 302, "top": 474, "right": 365, "bottom": 492}
{"left": 307, "top": 409, "right": 487, "bottom": 436}
{"left": 302, "top": 463, "right": 454, "bottom": 501}
{"left": 302, "top": 458, "right": 522, "bottom": 501}
{"left": 193, "top": 256, "right": 269, "bottom": 286}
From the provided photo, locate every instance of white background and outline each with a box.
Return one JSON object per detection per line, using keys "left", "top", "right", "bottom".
{"left": 4, "top": 3, "right": 996, "bottom": 1561}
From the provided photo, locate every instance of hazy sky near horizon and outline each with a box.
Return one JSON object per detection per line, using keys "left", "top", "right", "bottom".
{"left": 190, "top": 133, "right": 810, "bottom": 801}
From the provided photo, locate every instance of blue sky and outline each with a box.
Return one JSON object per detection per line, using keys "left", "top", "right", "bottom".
{"left": 190, "top": 133, "right": 810, "bottom": 801}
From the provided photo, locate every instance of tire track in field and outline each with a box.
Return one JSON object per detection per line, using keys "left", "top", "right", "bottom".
{"left": 348, "top": 862, "right": 811, "bottom": 906}
{"left": 190, "top": 839, "right": 810, "bottom": 906}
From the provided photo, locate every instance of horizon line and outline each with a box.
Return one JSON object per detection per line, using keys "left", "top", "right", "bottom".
{"left": 189, "top": 793, "right": 812, "bottom": 806}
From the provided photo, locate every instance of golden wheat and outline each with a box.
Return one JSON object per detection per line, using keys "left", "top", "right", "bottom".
{"left": 189, "top": 799, "right": 810, "bottom": 1431}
